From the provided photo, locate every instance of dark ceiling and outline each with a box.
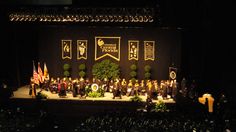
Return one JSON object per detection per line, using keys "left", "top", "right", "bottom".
{"left": 0, "top": 0, "right": 213, "bottom": 28}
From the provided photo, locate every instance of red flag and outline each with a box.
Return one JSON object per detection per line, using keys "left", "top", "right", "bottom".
{"left": 33, "top": 61, "right": 39, "bottom": 85}
{"left": 38, "top": 62, "right": 43, "bottom": 83}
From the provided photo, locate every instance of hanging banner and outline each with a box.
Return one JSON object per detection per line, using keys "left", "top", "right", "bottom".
{"left": 77, "top": 40, "right": 87, "bottom": 60}
{"left": 144, "top": 41, "right": 155, "bottom": 61}
{"left": 128, "top": 40, "right": 139, "bottom": 60}
{"left": 95, "top": 36, "right": 120, "bottom": 61}
{"left": 169, "top": 67, "right": 177, "bottom": 80}
{"left": 62, "top": 40, "right": 72, "bottom": 59}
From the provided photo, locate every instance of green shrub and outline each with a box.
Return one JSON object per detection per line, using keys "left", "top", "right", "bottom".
{"left": 88, "top": 92, "right": 102, "bottom": 98}
{"left": 92, "top": 59, "right": 120, "bottom": 80}
{"left": 85, "top": 85, "right": 92, "bottom": 95}
{"left": 36, "top": 92, "right": 48, "bottom": 100}
{"left": 154, "top": 101, "right": 169, "bottom": 112}
{"left": 64, "top": 71, "right": 70, "bottom": 77}
{"left": 130, "top": 64, "right": 137, "bottom": 71}
{"left": 79, "top": 71, "right": 86, "bottom": 78}
{"left": 79, "top": 64, "right": 86, "bottom": 71}
{"left": 144, "top": 65, "right": 151, "bottom": 72}
{"left": 63, "top": 63, "right": 70, "bottom": 71}
{"left": 130, "top": 94, "right": 142, "bottom": 102}
{"left": 129, "top": 71, "right": 137, "bottom": 77}
{"left": 144, "top": 72, "right": 151, "bottom": 79}
{"left": 131, "top": 78, "right": 136, "bottom": 83}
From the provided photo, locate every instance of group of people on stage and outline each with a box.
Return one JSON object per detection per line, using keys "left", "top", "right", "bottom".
{"left": 29, "top": 76, "right": 178, "bottom": 100}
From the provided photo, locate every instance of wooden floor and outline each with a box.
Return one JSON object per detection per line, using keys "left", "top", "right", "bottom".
{"left": 12, "top": 85, "right": 175, "bottom": 104}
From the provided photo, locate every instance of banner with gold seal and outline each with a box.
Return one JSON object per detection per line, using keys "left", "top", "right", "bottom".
{"left": 95, "top": 36, "right": 120, "bottom": 61}
{"left": 169, "top": 67, "right": 177, "bottom": 80}
{"left": 77, "top": 40, "right": 87, "bottom": 60}
{"left": 144, "top": 41, "right": 155, "bottom": 61}
{"left": 128, "top": 40, "right": 139, "bottom": 60}
{"left": 62, "top": 40, "right": 72, "bottom": 59}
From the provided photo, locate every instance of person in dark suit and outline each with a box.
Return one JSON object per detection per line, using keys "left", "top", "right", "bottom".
{"left": 29, "top": 77, "right": 37, "bottom": 97}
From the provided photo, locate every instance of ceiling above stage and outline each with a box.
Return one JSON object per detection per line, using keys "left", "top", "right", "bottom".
{"left": 0, "top": 0, "right": 211, "bottom": 28}
{"left": 0, "top": 0, "right": 158, "bottom": 6}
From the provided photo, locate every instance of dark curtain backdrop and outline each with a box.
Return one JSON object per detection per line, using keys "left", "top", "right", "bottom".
{"left": 36, "top": 26, "right": 181, "bottom": 81}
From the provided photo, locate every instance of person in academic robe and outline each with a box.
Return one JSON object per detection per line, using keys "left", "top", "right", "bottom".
{"left": 145, "top": 80, "right": 151, "bottom": 96}
{"left": 121, "top": 78, "right": 127, "bottom": 95}
{"left": 85, "top": 78, "right": 91, "bottom": 95}
{"left": 42, "top": 76, "right": 50, "bottom": 91}
{"left": 49, "top": 78, "right": 58, "bottom": 93}
{"left": 78, "top": 77, "right": 86, "bottom": 98}
{"left": 166, "top": 80, "right": 172, "bottom": 97}
{"left": 58, "top": 79, "right": 67, "bottom": 97}
{"left": 146, "top": 80, "right": 154, "bottom": 99}
{"left": 172, "top": 79, "right": 178, "bottom": 99}
{"left": 66, "top": 77, "right": 73, "bottom": 93}
{"left": 126, "top": 80, "right": 133, "bottom": 96}
{"left": 109, "top": 79, "right": 114, "bottom": 93}
{"left": 72, "top": 78, "right": 79, "bottom": 97}
{"left": 160, "top": 80, "right": 166, "bottom": 98}
{"left": 151, "top": 80, "right": 158, "bottom": 99}
{"left": 102, "top": 78, "right": 109, "bottom": 92}
{"left": 139, "top": 80, "right": 146, "bottom": 95}
{"left": 130, "top": 80, "right": 139, "bottom": 96}
{"left": 112, "top": 79, "right": 122, "bottom": 99}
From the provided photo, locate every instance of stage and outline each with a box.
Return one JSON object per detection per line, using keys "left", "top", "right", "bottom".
{"left": 12, "top": 85, "right": 176, "bottom": 103}
{"left": 9, "top": 86, "right": 176, "bottom": 117}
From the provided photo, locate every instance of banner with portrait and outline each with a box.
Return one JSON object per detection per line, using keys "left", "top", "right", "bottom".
{"left": 77, "top": 40, "right": 87, "bottom": 60}
{"left": 128, "top": 40, "right": 139, "bottom": 60}
{"left": 95, "top": 36, "right": 120, "bottom": 61}
{"left": 62, "top": 40, "right": 72, "bottom": 59}
{"left": 144, "top": 41, "right": 155, "bottom": 61}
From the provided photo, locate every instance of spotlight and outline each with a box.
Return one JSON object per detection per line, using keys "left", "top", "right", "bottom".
{"left": 124, "top": 16, "right": 129, "bottom": 22}
{"left": 109, "top": 15, "right": 114, "bottom": 22}
{"left": 143, "top": 16, "right": 149, "bottom": 22}
{"left": 148, "top": 16, "right": 154, "bottom": 22}
{"left": 118, "top": 15, "right": 123, "bottom": 22}
{"left": 138, "top": 16, "right": 143, "bottom": 22}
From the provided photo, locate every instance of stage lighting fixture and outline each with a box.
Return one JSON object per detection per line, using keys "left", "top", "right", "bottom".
{"left": 148, "top": 16, "right": 154, "bottom": 22}
{"left": 8, "top": 7, "right": 157, "bottom": 24}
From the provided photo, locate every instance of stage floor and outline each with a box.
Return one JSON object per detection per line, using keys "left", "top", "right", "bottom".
{"left": 12, "top": 85, "right": 175, "bottom": 104}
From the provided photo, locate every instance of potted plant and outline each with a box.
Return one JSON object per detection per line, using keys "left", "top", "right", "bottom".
{"left": 130, "top": 64, "right": 137, "bottom": 83}
{"left": 79, "top": 63, "right": 86, "bottom": 78}
{"left": 144, "top": 65, "right": 151, "bottom": 80}
{"left": 92, "top": 59, "right": 120, "bottom": 81}
{"left": 63, "top": 63, "right": 71, "bottom": 77}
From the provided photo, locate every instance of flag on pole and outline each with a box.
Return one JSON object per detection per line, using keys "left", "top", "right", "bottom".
{"left": 44, "top": 62, "right": 49, "bottom": 79}
{"left": 38, "top": 62, "right": 43, "bottom": 83}
{"left": 33, "top": 61, "right": 39, "bottom": 85}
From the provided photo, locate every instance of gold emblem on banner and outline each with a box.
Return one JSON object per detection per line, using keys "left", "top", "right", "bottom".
{"left": 95, "top": 36, "right": 120, "bottom": 61}
{"left": 128, "top": 40, "right": 139, "bottom": 60}
{"left": 62, "top": 40, "right": 72, "bottom": 59}
{"left": 144, "top": 41, "right": 155, "bottom": 61}
{"left": 77, "top": 40, "right": 87, "bottom": 60}
{"left": 169, "top": 67, "right": 177, "bottom": 80}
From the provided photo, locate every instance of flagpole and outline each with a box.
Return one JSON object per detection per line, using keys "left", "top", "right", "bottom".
{"left": 32, "top": 60, "right": 34, "bottom": 76}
